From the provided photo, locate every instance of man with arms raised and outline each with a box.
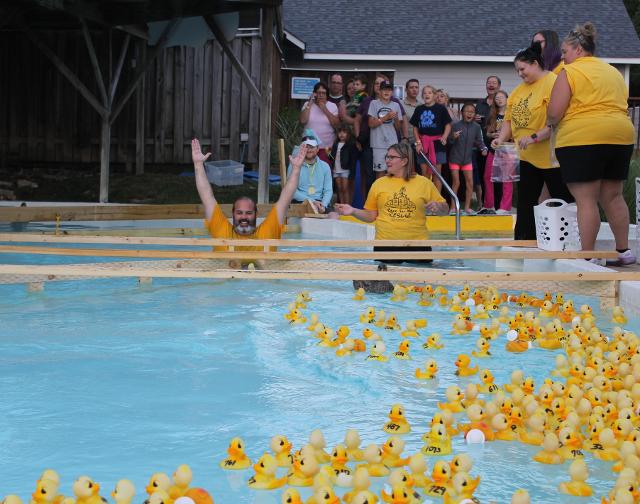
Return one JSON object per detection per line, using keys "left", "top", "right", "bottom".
{"left": 191, "top": 138, "right": 306, "bottom": 266}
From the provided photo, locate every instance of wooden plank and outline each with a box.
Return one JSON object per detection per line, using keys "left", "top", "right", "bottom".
{"left": 229, "top": 38, "right": 241, "bottom": 161}
{"left": 202, "top": 43, "right": 212, "bottom": 139}
{"left": 163, "top": 48, "right": 174, "bottom": 163}
{"left": 173, "top": 46, "right": 185, "bottom": 163}
{"left": 154, "top": 49, "right": 165, "bottom": 163}
{"left": 210, "top": 41, "right": 223, "bottom": 160}
{"left": 278, "top": 138, "right": 286, "bottom": 185}
{"left": 184, "top": 47, "right": 194, "bottom": 152}
{"left": 0, "top": 245, "right": 620, "bottom": 261}
{"left": 80, "top": 18, "right": 109, "bottom": 107}
{"left": 135, "top": 40, "right": 146, "bottom": 174}
{"left": 239, "top": 39, "right": 250, "bottom": 154}
{"left": 220, "top": 39, "right": 232, "bottom": 159}
{"left": 257, "top": 8, "right": 274, "bottom": 204}
{"left": 0, "top": 203, "right": 307, "bottom": 222}
{"left": 248, "top": 37, "right": 260, "bottom": 164}
{"left": 0, "top": 264, "right": 632, "bottom": 282}
{"left": 192, "top": 46, "right": 204, "bottom": 138}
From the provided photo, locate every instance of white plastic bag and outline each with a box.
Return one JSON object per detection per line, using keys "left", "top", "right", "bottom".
{"left": 491, "top": 143, "right": 520, "bottom": 183}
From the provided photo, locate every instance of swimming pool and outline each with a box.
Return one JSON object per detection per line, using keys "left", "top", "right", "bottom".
{"left": 0, "top": 271, "right": 625, "bottom": 503}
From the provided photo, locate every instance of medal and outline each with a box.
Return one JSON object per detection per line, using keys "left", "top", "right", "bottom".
{"left": 308, "top": 185, "right": 316, "bottom": 195}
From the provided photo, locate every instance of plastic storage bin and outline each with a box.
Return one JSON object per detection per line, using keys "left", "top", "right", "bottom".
{"left": 204, "top": 160, "right": 244, "bottom": 186}
{"left": 534, "top": 198, "right": 581, "bottom": 251}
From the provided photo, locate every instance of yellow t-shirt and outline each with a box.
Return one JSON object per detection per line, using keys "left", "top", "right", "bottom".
{"left": 505, "top": 72, "right": 557, "bottom": 168}
{"left": 204, "top": 205, "right": 282, "bottom": 251}
{"left": 364, "top": 175, "right": 445, "bottom": 240}
{"left": 555, "top": 56, "right": 635, "bottom": 148}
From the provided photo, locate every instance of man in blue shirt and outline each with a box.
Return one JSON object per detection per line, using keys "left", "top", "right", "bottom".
{"left": 287, "top": 133, "right": 333, "bottom": 213}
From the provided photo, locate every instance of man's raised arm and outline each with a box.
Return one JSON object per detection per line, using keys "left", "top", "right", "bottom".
{"left": 191, "top": 138, "right": 216, "bottom": 221}
{"left": 274, "top": 144, "right": 307, "bottom": 224}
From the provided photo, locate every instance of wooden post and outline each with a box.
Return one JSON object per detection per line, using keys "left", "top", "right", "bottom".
{"left": 257, "top": 7, "right": 273, "bottom": 204}
{"left": 278, "top": 138, "right": 286, "bottom": 186}
{"left": 99, "top": 116, "right": 111, "bottom": 203}
{"left": 135, "top": 40, "right": 146, "bottom": 175}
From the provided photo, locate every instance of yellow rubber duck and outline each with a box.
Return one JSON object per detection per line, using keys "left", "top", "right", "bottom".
{"left": 344, "top": 429, "right": 364, "bottom": 461}
{"left": 270, "top": 434, "right": 293, "bottom": 467}
{"left": 381, "top": 436, "right": 410, "bottom": 467}
{"left": 532, "top": 433, "right": 563, "bottom": 464}
{"left": 307, "top": 313, "right": 321, "bottom": 331}
{"left": 415, "top": 358, "right": 438, "bottom": 380}
{"left": 417, "top": 291, "right": 432, "bottom": 307}
{"left": 557, "top": 427, "right": 585, "bottom": 460}
{"left": 72, "top": 477, "right": 105, "bottom": 504}
{"left": 32, "top": 478, "right": 63, "bottom": 504}
{"left": 443, "top": 472, "right": 480, "bottom": 504}
{"left": 458, "top": 404, "right": 494, "bottom": 442}
{"left": 309, "top": 429, "right": 331, "bottom": 464}
{"left": 146, "top": 490, "right": 170, "bottom": 504}
{"left": 421, "top": 424, "right": 451, "bottom": 456}
{"left": 451, "top": 314, "right": 473, "bottom": 335}
{"left": 342, "top": 467, "right": 377, "bottom": 504}
{"left": 3, "top": 497, "right": 24, "bottom": 504}
{"left": 380, "top": 483, "right": 420, "bottom": 504}
{"left": 473, "top": 304, "right": 490, "bottom": 319}
{"left": 593, "top": 428, "right": 620, "bottom": 461}
{"left": 423, "top": 461, "right": 451, "bottom": 498}
{"left": 579, "top": 304, "right": 595, "bottom": 322}
{"left": 558, "top": 459, "right": 593, "bottom": 497}
{"left": 505, "top": 330, "right": 530, "bottom": 353}
{"left": 286, "top": 448, "right": 320, "bottom": 487}
{"left": 322, "top": 444, "right": 352, "bottom": 483}
{"left": 336, "top": 338, "right": 356, "bottom": 357}
{"left": 519, "top": 413, "right": 546, "bottom": 445}
{"left": 111, "top": 481, "right": 135, "bottom": 504}
{"left": 362, "top": 327, "right": 381, "bottom": 341}
{"left": 454, "top": 353, "right": 478, "bottom": 377}
{"left": 145, "top": 474, "right": 171, "bottom": 497}
{"left": 400, "top": 321, "right": 419, "bottom": 338}
{"left": 366, "top": 341, "right": 388, "bottom": 362}
{"left": 479, "top": 369, "right": 500, "bottom": 394}
{"left": 422, "top": 333, "right": 443, "bottom": 350}
{"left": 383, "top": 403, "right": 411, "bottom": 434}
{"left": 374, "top": 309, "right": 387, "bottom": 327}
{"left": 612, "top": 306, "right": 628, "bottom": 325}
{"left": 281, "top": 488, "right": 304, "bottom": 504}
{"left": 471, "top": 337, "right": 491, "bottom": 358}
{"left": 360, "top": 307, "right": 376, "bottom": 324}
{"left": 359, "top": 443, "right": 389, "bottom": 477}
{"left": 450, "top": 453, "right": 473, "bottom": 476}
{"left": 353, "top": 288, "right": 366, "bottom": 301}
{"left": 492, "top": 412, "right": 518, "bottom": 441}
{"left": 393, "top": 340, "right": 412, "bottom": 360}
{"left": 305, "top": 485, "right": 341, "bottom": 504}
{"left": 538, "top": 300, "right": 555, "bottom": 318}
{"left": 168, "top": 465, "right": 192, "bottom": 500}
{"left": 438, "top": 385, "right": 464, "bottom": 413}
{"left": 408, "top": 453, "right": 430, "bottom": 488}
{"left": 220, "top": 437, "right": 252, "bottom": 470}
{"left": 385, "top": 314, "right": 401, "bottom": 330}
{"left": 248, "top": 452, "right": 287, "bottom": 489}
{"left": 390, "top": 285, "right": 408, "bottom": 302}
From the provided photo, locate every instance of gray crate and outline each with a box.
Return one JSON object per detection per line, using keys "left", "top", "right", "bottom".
{"left": 204, "top": 160, "right": 244, "bottom": 186}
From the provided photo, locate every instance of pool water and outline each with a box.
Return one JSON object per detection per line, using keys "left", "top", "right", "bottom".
{"left": 0, "top": 275, "right": 623, "bottom": 503}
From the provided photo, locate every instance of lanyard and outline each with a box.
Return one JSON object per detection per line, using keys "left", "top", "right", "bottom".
{"left": 304, "top": 160, "right": 317, "bottom": 183}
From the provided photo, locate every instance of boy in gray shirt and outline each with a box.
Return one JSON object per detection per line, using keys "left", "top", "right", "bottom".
{"left": 368, "top": 80, "right": 403, "bottom": 175}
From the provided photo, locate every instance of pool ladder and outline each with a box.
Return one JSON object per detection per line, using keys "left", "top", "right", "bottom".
{"left": 419, "top": 152, "right": 461, "bottom": 240}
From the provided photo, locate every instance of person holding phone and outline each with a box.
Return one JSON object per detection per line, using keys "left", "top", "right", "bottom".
{"left": 300, "top": 81, "right": 339, "bottom": 163}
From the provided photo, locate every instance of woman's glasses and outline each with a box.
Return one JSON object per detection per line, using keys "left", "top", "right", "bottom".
{"left": 385, "top": 155, "right": 404, "bottom": 161}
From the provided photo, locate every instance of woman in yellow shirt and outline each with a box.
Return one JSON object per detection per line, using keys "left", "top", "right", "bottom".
{"left": 492, "top": 42, "right": 573, "bottom": 240}
{"left": 547, "top": 22, "right": 636, "bottom": 265}
{"left": 334, "top": 142, "right": 448, "bottom": 264}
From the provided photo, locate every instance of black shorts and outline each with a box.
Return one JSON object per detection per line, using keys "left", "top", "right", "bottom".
{"left": 373, "top": 245, "right": 433, "bottom": 264}
{"left": 555, "top": 144, "right": 633, "bottom": 184}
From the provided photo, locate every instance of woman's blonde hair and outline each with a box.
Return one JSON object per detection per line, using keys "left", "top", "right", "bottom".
{"left": 387, "top": 143, "right": 415, "bottom": 181}
{"left": 422, "top": 85, "right": 437, "bottom": 96}
{"left": 564, "top": 22, "right": 597, "bottom": 54}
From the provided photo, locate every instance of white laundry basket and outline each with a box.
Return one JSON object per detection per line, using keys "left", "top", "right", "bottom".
{"left": 534, "top": 198, "right": 581, "bottom": 251}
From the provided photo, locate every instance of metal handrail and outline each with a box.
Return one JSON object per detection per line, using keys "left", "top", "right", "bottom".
{"left": 419, "top": 152, "right": 461, "bottom": 240}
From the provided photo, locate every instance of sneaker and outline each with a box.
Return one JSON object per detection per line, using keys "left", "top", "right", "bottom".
{"left": 449, "top": 209, "right": 457, "bottom": 216}
{"left": 463, "top": 209, "right": 476, "bottom": 216}
{"left": 496, "top": 209, "right": 511, "bottom": 215}
{"left": 606, "top": 249, "right": 637, "bottom": 266}
{"left": 588, "top": 258, "right": 606, "bottom": 266}
{"left": 477, "top": 207, "right": 496, "bottom": 215}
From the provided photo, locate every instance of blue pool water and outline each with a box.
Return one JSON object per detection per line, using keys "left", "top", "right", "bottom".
{"left": 0, "top": 272, "right": 623, "bottom": 503}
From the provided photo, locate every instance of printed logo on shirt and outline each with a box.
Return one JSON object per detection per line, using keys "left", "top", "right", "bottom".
{"left": 511, "top": 93, "right": 532, "bottom": 129}
{"left": 419, "top": 109, "right": 435, "bottom": 129}
{"left": 384, "top": 187, "right": 417, "bottom": 219}
{"left": 377, "top": 106, "right": 394, "bottom": 124}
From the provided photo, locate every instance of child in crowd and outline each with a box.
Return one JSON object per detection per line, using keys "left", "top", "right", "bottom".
{"left": 411, "top": 85, "right": 452, "bottom": 192}
{"left": 368, "top": 80, "right": 403, "bottom": 178}
{"left": 482, "top": 90, "right": 512, "bottom": 214}
{"left": 344, "top": 73, "right": 368, "bottom": 120}
{"left": 330, "top": 124, "right": 358, "bottom": 204}
{"left": 449, "top": 103, "right": 487, "bottom": 214}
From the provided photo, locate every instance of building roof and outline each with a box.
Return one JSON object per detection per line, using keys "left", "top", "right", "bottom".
{"left": 283, "top": 0, "right": 640, "bottom": 63}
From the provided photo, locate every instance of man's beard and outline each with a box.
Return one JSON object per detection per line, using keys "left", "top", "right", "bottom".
{"left": 234, "top": 218, "right": 256, "bottom": 235}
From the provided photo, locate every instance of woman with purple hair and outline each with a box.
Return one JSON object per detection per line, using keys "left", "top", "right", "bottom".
{"left": 532, "top": 30, "right": 562, "bottom": 73}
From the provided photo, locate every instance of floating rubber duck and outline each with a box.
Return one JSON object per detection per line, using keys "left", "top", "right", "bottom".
{"left": 539, "top": 300, "right": 555, "bottom": 318}
{"left": 182, "top": 488, "right": 213, "bottom": 504}
{"left": 423, "top": 333, "right": 443, "bottom": 350}
{"left": 421, "top": 424, "right": 451, "bottom": 456}
{"left": 305, "top": 485, "right": 341, "bottom": 504}
{"left": 454, "top": 354, "right": 478, "bottom": 377}
{"left": 374, "top": 310, "right": 387, "bottom": 327}
{"left": 451, "top": 314, "right": 473, "bottom": 335}
{"left": 285, "top": 307, "right": 307, "bottom": 325}
{"left": 270, "top": 434, "right": 293, "bottom": 467}
{"left": 415, "top": 359, "right": 438, "bottom": 380}
{"left": 423, "top": 461, "right": 451, "bottom": 498}
{"left": 593, "top": 428, "right": 620, "bottom": 461}
{"left": 394, "top": 340, "right": 411, "bottom": 360}
{"left": 345, "top": 429, "right": 364, "bottom": 461}
{"left": 558, "top": 459, "right": 593, "bottom": 497}
{"left": 510, "top": 489, "right": 531, "bottom": 504}
{"left": 309, "top": 429, "right": 331, "bottom": 464}
{"left": 408, "top": 453, "right": 429, "bottom": 488}
{"left": 450, "top": 453, "right": 473, "bottom": 476}
{"left": 360, "top": 443, "right": 389, "bottom": 477}
{"left": 492, "top": 412, "right": 518, "bottom": 441}
{"left": 505, "top": 329, "right": 530, "bottom": 353}
{"left": 168, "top": 465, "right": 192, "bottom": 500}
{"left": 479, "top": 369, "right": 500, "bottom": 394}
{"left": 383, "top": 404, "right": 411, "bottom": 434}
{"left": 519, "top": 413, "right": 546, "bottom": 445}
{"left": 366, "top": 341, "right": 388, "bottom": 362}
{"left": 72, "top": 477, "right": 106, "bottom": 504}
{"left": 322, "top": 444, "right": 352, "bottom": 484}
{"left": 380, "top": 483, "right": 420, "bottom": 504}
{"left": 381, "top": 436, "right": 410, "bottom": 467}
{"left": 248, "top": 453, "right": 287, "bottom": 489}
{"left": 612, "top": 306, "right": 628, "bottom": 325}
{"left": 471, "top": 337, "right": 491, "bottom": 358}
{"left": 459, "top": 404, "right": 494, "bottom": 442}
{"left": 3, "top": 497, "right": 23, "bottom": 504}
{"left": 287, "top": 448, "right": 320, "bottom": 487}
{"left": 417, "top": 291, "right": 432, "bottom": 307}
{"left": 443, "top": 472, "right": 480, "bottom": 504}
{"left": 438, "top": 385, "right": 465, "bottom": 413}
{"left": 111, "top": 481, "right": 135, "bottom": 504}
{"left": 557, "top": 427, "right": 584, "bottom": 460}
{"left": 390, "top": 285, "right": 408, "bottom": 302}
{"left": 473, "top": 304, "right": 490, "bottom": 319}
{"left": 532, "top": 433, "right": 563, "bottom": 464}
{"left": 362, "top": 327, "right": 381, "bottom": 341}
{"left": 220, "top": 437, "right": 252, "bottom": 470}
{"left": 400, "top": 321, "right": 419, "bottom": 338}
{"left": 281, "top": 488, "right": 304, "bottom": 504}
{"left": 385, "top": 314, "right": 401, "bottom": 330}
{"left": 342, "top": 467, "right": 377, "bottom": 504}
{"left": 32, "top": 477, "right": 63, "bottom": 504}
{"left": 145, "top": 474, "right": 171, "bottom": 496}
{"left": 360, "top": 307, "right": 376, "bottom": 324}
{"left": 146, "top": 490, "right": 170, "bottom": 504}
{"left": 336, "top": 338, "right": 356, "bottom": 357}
{"left": 579, "top": 304, "right": 595, "bottom": 323}
{"left": 353, "top": 288, "right": 366, "bottom": 301}
{"left": 307, "top": 314, "right": 321, "bottom": 332}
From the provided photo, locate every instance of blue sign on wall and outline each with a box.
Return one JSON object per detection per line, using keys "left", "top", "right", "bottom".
{"left": 291, "top": 77, "right": 320, "bottom": 99}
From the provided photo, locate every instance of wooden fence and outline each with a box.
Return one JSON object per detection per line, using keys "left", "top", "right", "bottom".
{"left": 0, "top": 30, "right": 272, "bottom": 169}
